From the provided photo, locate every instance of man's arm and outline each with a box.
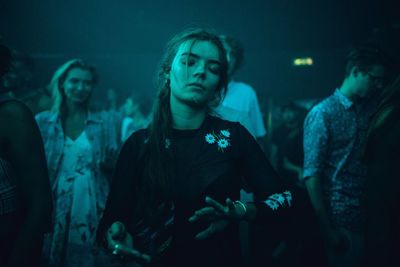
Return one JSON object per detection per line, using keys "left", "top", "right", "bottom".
{"left": 303, "top": 108, "right": 345, "bottom": 251}
{"left": 305, "top": 176, "right": 344, "bottom": 250}
{"left": 305, "top": 176, "right": 331, "bottom": 229}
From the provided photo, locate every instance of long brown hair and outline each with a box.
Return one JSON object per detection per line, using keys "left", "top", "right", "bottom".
{"left": 137, "top": 28, "right": 228, "bottom": 216}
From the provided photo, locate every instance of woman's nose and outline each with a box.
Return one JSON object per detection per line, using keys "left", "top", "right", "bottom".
{"left": 193, "top": 63, "right": 206, "bottom": 77}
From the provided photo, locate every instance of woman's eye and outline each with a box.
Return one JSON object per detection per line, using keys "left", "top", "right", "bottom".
{"left": 209, "top": 64, "right": 221, "bottom": 74}
{"left": 181, "top": 57, "right": 196, "bottom": 66}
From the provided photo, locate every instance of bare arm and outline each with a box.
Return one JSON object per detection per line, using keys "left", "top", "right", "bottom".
{"left": 304, "top": 176, "right": 331, "bottom": 229}
{"left": 305, "top": 175, "right": 344, "bottom": 250}
{"left": 0, "top": 101, "right": 52, "bottom": 267}
{"left": 302, "top": 108, "right": 346, "bottom": 250}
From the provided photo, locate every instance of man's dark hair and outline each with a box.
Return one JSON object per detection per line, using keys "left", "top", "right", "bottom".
{"left": 345, "top": 43, "right": 389, "bottom": 77}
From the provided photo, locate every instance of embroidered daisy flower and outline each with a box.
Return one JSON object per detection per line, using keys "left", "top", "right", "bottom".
{"left": 220, "top": 129, "right": 230, "bottom": 138}
{"left": 283, "top": 191, "right": 292, "bottom": 206}
{"left": 269, "top": 193, "right": 286, "bottom": 205}
{"left": 217, "top": 138, "right": 230, "bottom": 149}
{"left": 265, "top": 199, "right": 279, "bottom": 211}
{"left": 205, "top": 133, "right": 216, "bottom": 144}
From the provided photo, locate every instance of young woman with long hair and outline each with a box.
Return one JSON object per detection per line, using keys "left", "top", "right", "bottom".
{"left": 97, "top": 29, "right": 294, "bottom": 267}
{"left": 36, "top": 59, "right": 121, "bottom": 267}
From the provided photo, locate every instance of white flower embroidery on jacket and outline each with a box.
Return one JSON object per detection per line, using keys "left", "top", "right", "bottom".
{"left": 220, "top": 129, "right": 230, "bottom": 138}
{"left": 263, "top": 191, "right": 292, "bottom": 211}
{"left": 204, "top": 129, "right": 231, "bottom": 152}
{"left": 217, "top": 138, "right": 229, "bottom": 149}
{"left": 205, "top": 133, "right": 216, "bottom": 144}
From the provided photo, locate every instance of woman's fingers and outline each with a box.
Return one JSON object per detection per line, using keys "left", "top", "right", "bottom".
{"left": 113, "top": 243, "right": 152, "bottom": 263}
{"left": 188, "top": 207, "right": 216, "bottom": 222}
{"left": 106, "top": 221, "right": 127, "bottom": 250}
{"left": 106, "top": 228, "right": 118, "bottom": 250}
{"left": 106, "top": 221, "right": 151, "bottom": 262}
{"left": 188, "top": 197, "right": 239, "bottom": 241}
{"left": 225, "top": 198, "right": 235, "bottom": 211}
{"left": 110, "top": 221, "right": 126, "bottom": 240}
{"left": 195, "top": 224, "right": 215, "bottom": 240}
{"left": 189, "top": 197, "right": 234, "bottom": 223}
{"left": 195, "top": 207, "right": 216, "bottom": 216}
{"left": 205, "top": 196, "right": 227, "bottom": 213}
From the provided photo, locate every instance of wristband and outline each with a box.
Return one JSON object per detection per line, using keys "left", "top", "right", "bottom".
{"left": 233, "top": 200, "right": 247, "bottom": 218}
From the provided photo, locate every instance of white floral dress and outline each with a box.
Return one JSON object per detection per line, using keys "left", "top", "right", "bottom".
{"left": 44, "top": 132, "right": 100, "bottom": 267}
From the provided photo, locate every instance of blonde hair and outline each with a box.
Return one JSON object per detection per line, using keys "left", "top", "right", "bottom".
{"left": 49, "top": 59, "right": 97, "bottom": 117}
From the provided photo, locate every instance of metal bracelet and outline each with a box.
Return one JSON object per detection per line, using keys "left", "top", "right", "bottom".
{"left": 233, "top": 200, "right": 247, "bottom": 218}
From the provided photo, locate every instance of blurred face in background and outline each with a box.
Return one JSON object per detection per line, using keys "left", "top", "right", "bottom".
{"left": 282, "top": 108, "right": 297, "bottom": 124}
{"left": 123, "top": 97, "right": 140, "bottom": 117}
{"left": 1, "top": 59, "right": 32, "bottom": 92}
{"left": 62, "top": 67, "right": 93, "bottom": 104}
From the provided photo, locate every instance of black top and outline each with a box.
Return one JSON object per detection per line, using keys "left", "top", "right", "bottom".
{"left": 97, "top": 115, "right": 293, "bottom": 267}
{"left": 364, "top": 95, "right": 400, "bottom": 267}
{"left": 0, "top": 95, "right": 52, "bottom": 267}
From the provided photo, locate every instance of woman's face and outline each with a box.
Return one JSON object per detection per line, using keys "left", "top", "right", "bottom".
{"left": 169, "top": 40, "right": 222, "bottom": 108}
{"left": 62, "top": 67, "right": 93, "bottom": 103}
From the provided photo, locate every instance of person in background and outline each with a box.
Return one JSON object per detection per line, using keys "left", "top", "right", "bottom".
{"left": 1, "top": 50, "right": 34, "bottom": 100}
{"left": 120, "top": 95, "right": 150, "bottom": 142}
{"left": 213, "top": 35, "right": 266, "bottom": 146}
{"left": 1, "top": 49, "right": 52, "bottom": 114}
{"left": 302, "top": 44, "right": 389, "bottom": 267}
{"left": 0, "top": 44, "right": 52, "bottom": 267}
{"left": 212, "top": 35, "right": 268, "bottom": 265}
{"left": 96, "top": 28, "right": 294, "bottom": 267}
{"left": 364, "top": 74, "right": 400, "bottom": 267}
{"left": 270, "top": 102, "right": 306, "bottom": 185}
{"left": 269, "top": 102, "right": 325, "bottom": 267}
{"left": 106, "top": 88, "right": 119, "bottom": 111}
{"left": 36, "top": 59, "right": 122, "bottom": 267}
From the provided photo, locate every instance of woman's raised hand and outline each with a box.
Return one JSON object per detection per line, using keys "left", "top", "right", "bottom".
{"left": 188, "top": 196, "right": 247, "bottom": 240}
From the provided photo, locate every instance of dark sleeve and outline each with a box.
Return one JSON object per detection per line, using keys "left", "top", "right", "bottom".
{"left": 96, "top": 130, "right": 145, "bottom": 244}
{"left": 236, "top": 123, "right": 294, "bottom": 224}
{"left": 0, "top": 100, "right": 52, "bottom": 267}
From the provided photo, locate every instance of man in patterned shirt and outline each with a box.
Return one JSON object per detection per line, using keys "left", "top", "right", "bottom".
{"left": 302, "top": 45, "right": 389, "bottom": 267}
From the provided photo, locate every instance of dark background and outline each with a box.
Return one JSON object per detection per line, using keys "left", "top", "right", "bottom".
{"left": 0, "top": 0, "right": 398, "bottom": 106}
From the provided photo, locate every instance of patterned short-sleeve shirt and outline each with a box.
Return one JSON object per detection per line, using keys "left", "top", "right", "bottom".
{"left": 303, "top": 89, "right": 377, "bottom": 231}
